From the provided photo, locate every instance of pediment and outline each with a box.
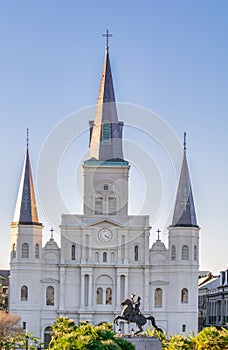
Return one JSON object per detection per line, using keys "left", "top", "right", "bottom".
{"left": 41, "top": 278, "right": 59, "bottom": 284}
{"left": 149, "top": 280, "right": 169, "bottom": 286}
{"left": 85, "top": 218, "right": 126, "bottom": 228}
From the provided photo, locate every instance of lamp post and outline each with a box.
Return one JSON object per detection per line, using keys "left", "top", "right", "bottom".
{"left": 25, "top": 334, "right": 29, "bottom": 350}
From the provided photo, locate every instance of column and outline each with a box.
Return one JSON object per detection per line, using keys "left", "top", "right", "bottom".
{"left": 88, "top": 272, "right": 93, "bottom": 307}
{"left": 59, "top": 266, "right": 66, "bottom": 310}
{"left": 125, "top": 271, "right": 129, "bottom": 297}
{"left": 144, "top": 268, "right": 150, "bottom": 310}
{"left": 80, "top": 271, "right": 85, "bottom": 307}
{"left": 116, "top": 274, "right": 121, "bottom": 307}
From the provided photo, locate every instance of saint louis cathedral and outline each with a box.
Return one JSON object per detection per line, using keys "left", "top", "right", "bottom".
{"left": 9, "top": 37, "right": 200, "bottom": 343}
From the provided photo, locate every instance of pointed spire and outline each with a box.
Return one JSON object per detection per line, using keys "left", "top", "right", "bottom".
{"left": 88, "top": 32, "right": 124, "bottom": 162}
{"left": 172, "top": 134, "right": 198, "bottom": 227}
{"left": 12, "top": 132, "right": 41, "bottom": 225}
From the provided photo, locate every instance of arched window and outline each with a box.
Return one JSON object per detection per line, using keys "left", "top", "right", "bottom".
{"left": 103, "top": 252, "right": 107, "bottom": 263}
{"left": 134, "top": 245, "right": 139, "bottom": 261}
{"left": 181, "top": 245, "right": 189, "bottom": 260}
{"left": 44, "top": 326, "right": 52, "bottom": 348}
{"left": 21, "top": 285, "right": 28, "bottom": 301}
{"left": 22, "top": 243, "right": 29, "bottom": 258}
{"left": 194, "top": 245, "right": 197, "bottom": 261}
{"left": 181, "top": 288, "right": 188, "bottom": 303}
{"left": 106, "top": 288, "right": 112, "bottom": 305}
{"left": 95, "top": 197, "right": 103, "bottom": 215}
{"left": 95, "top": 252, "right": 99, "bottom": 263}
{"left": 97, "top": 288, "right": 103, "bottom": 304}
{"left": 108, "top": 197, "right": 116, "bottom": 215}
{"left": 46, "top": 286, "right": 54, "bottom": 305}
{"left": 35, "top": 243, "right": 39, "bottom": 259}
{"left": 71, "top": 245, "right": 76, "bottom": 260}
{"left": 155, "top": 288, "right": 162, "bottom": 308}
{"left": 12, "top": 243, "right": 16, "bottom": 258}
{"left": 171, "top": 245, "right": 176, "bottom": 260}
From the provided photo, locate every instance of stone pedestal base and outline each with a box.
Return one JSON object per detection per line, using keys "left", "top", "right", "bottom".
{"left": 122, "top": 336, "right": 161, "bottom": 350}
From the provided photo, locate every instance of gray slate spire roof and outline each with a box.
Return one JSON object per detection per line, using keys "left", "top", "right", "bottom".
{"left": 172, "top": 150, "right": 198, "bottom": 227}
{"left": 13, "top": 148, "right": 41, "bottom": 225}
{"left": 88, "top": 47, "right": 124, "bottom": 161}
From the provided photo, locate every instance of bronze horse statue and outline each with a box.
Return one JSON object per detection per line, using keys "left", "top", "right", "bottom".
{"left": 114, "top": 297, "right": 162, "bottom": 334}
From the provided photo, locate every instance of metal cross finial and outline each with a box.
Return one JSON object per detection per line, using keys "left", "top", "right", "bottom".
{"left": 26, "top": 128, "right": 29, "bottom": 150}
{"left": 50, "top": 228, "right": 54, "bottom": 240}
{"left": 156, "top": 229, "right": 161, "bottom": 240}
{"left": 102, "top": 29, "right": 113, "bottom": 49}
{"left": 184, "top": 132, "right": 187, "bottom": 151}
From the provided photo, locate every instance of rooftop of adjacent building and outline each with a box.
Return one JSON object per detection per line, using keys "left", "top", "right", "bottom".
{"left": 198, "top": 269, "right": 228, "bottom": 290}
{"left": 0, "top": 270, "right": 10, "bottom": 287}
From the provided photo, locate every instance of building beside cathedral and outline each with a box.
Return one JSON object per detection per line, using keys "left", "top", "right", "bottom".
{"left": 9, "top": 41, "right": 200, "bottom": 343}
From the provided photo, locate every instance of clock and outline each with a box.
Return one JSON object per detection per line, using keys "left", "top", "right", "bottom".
{"left": 98, "top": 228, "right": 113, "bottom": 242}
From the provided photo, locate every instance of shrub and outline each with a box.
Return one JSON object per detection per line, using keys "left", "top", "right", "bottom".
{"left": 167, "top": 334, "right": 194, "bottom": 350}
{"left": 195, "top": 326, "right": 228, "bottom": 350}
{"left": 49, "top": 318, "right": 135, "bottom": 349}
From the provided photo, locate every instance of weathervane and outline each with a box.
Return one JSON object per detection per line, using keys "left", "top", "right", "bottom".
{"left": 102, "top": 29, "right": 113, "bottom": 49}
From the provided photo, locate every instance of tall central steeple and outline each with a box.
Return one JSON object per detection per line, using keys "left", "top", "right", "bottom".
{"left": 88, "top": 32, "right": 124, "bottom": 162}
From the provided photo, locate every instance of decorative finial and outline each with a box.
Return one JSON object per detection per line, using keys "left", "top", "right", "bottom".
{"left": 102, "top": 29, "right": 113, "bottom": 50}
{"left": 26, "top": 128, "right": 29, "bottom": 150}
{"left": 184, "top": 132, "right": 187, "bottom": 151}
{"left": 156, "top": 229, "right": 161, "bottom": 240}
{"left": 50, "top": 228, "right": 54, "bottom": 240}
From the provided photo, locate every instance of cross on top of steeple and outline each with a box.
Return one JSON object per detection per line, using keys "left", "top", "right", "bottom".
{"left": 184, "top": 132, "right": 187, "bottom": 151}
{"left": 26, "top": 128, "right": 29, "bottom": 150}
{"left": 102, "top": 29, "right": 113, "bottom": 49}
{"left": 50, "top": 228, "right": 54, "bottom": 240}
{"left": 156, "top": 229, "right": 161, "bottom": 240}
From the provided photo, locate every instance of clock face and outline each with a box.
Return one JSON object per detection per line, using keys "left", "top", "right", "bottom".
{"left": 98, "top": 228, "right": 113, "bottom": 242}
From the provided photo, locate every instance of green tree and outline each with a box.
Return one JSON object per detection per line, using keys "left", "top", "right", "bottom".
{"left": 49, "top": 318, "right": 135, "bottom": 349}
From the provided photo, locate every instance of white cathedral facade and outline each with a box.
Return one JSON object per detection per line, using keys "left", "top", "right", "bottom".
{"left": 10, "top": 43, "right": 200, "bottom": 343}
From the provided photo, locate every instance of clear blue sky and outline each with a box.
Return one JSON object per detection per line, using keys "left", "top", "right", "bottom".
{"left": 0, "top": 0, "right": 227, "bottom": 274}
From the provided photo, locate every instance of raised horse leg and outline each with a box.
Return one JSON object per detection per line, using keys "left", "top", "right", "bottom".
{"left": 113, "top": 315, "right": 126, "bottom": 326}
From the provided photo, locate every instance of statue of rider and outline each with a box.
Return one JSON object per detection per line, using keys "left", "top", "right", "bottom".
{"left": 128, "top": 293, "right": 141, "bottom": 322}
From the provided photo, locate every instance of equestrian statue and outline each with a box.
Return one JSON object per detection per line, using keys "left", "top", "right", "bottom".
{"left": 114, "top": 293, "right": 162, "bottom": 334}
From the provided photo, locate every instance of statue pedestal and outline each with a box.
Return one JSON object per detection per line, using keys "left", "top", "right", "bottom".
{"left": 122, "top": 336, "right": 161, "bottom": 350}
